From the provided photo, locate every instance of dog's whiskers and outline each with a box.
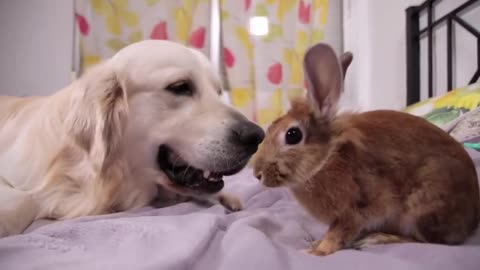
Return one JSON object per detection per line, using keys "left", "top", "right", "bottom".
{"left": 172, "top": 155, "right": 183, "bottom": 174}
{"left": 212, "top": 150, "right": 218, "bottom": 173}
{"left": 182, "top": 165, "right": 191, "bottom": 180}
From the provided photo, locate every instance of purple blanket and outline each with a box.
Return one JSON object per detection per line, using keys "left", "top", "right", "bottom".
{"left": 0, "top": 168, "right": 479, "bottom": 270}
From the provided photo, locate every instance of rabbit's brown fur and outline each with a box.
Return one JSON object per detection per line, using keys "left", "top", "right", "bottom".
{"left": 253, "top": 43, "right": 480, "bottom": 256}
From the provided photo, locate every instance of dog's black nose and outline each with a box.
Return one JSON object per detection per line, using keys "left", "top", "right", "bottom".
{"left": 231, "top": 121, "right": 265, "bottom": 152}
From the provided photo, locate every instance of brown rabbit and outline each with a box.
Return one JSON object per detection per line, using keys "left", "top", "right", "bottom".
{"left": 253, "top": 43, "right": 480, "bottom": 256}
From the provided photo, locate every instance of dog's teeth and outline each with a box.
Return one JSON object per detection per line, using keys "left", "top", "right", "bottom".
{"left": 203, "top": 171, "right": 211, "bottom": 179}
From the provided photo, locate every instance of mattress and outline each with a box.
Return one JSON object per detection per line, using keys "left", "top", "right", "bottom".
{"left": 0, "top": 150, "right": 479, "bottom": 270}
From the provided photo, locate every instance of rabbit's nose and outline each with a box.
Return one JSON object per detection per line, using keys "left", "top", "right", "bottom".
{"left": 255, "top": 171, "right": 263, "bottom": 181}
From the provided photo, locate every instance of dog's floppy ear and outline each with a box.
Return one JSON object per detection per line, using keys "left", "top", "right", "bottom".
{"left": 78, "top": 63, "right": 128, "bottom": 175}
{"left": 97, "top": 73, "right": 128, "bottom": 173}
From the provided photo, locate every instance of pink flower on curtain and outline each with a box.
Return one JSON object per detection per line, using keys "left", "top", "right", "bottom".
{"left": 150, "top": 21, "right": 168, "bottom": 40}
{"left": 224, "top": 47, "right": 235, "bottom": 68}
{"left": 245, "top": 0, "right": 252, "bottom": 11}
{"left": 75, "top": 13, "right": 90, "bottom": 36}
{"left": 268, "top": 63, "right": 283, "bottom": 85}
{"left": 190, "top": 27, "right": 206, "bottom": 49}
{"left": 299, "top": 0, "right": 311, "bottom": 24}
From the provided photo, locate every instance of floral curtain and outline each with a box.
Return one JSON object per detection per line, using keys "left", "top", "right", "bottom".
{"left": 221, "top": 0, "right": 338, "bottom": 127}
{"left": 75, "top": 0, "right": 211, "bottom": 73}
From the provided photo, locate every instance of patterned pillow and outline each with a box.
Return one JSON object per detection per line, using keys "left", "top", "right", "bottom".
{"left": 450, "top": 106, "right": 480, "bottom": 146}
{"left": 404, "top": 82, "right": 480, "bottom": 132}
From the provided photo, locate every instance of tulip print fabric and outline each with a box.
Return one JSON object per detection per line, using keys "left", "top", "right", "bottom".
{"left": 404, "top": 82, "right": 480, "bottom": 131}
{"left": 75, "top": 0, "right": 211, "bottom": 73}
{"left": 221, "top": 0, "right": 337, "bottom": 127}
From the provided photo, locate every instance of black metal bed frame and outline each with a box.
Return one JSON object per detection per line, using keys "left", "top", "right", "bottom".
{"left": 406, "top": 0, "right": 480, "bottom": 105}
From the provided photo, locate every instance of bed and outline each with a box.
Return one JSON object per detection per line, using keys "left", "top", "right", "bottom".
{"left": 1, "top": 1, "right": 480, "bottom": 269}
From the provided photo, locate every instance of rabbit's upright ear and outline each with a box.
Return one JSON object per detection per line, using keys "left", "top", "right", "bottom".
{"left": 303, "top": 43, "right": 352, "bottom": 119}
{"left": 340, "top": 52, "right": 353, "bottom": 79}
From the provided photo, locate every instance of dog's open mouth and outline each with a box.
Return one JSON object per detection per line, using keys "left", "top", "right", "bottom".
{"left": 157, "top": 145, "right": 244, "bottom": 194}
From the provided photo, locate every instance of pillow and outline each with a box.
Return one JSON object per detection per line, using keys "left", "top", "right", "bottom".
{"left": 450, "top": 106, "right": 480, "bottom": 145}
{"left": 404, "top": 82, "right": 480, "bottom": 131}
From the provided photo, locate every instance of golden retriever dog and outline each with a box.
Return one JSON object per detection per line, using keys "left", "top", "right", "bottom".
{"left": 0, "top": 40, "right": 265, "bottom": 238}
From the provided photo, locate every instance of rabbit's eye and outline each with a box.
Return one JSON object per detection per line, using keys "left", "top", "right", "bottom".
{"left": 285, "top": 127, "right": 303, "bottom": 145}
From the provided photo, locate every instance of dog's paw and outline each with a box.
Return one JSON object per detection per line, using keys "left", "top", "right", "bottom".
{"left": 217, "top": 193, "right": 243, "bottom": 212}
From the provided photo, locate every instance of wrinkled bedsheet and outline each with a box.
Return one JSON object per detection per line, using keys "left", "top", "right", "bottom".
{"left": 1, "top": 167, "right": 479, "bottom": 270}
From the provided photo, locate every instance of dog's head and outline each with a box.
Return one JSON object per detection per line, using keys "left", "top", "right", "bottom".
{"left": 80, "top": 40, "right": 264, "bottom": 196}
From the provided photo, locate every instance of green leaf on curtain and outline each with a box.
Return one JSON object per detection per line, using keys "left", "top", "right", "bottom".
{"left": 83, "top": 54, "right": 102, "bottom": 69}
{"left": 262, "top": 23, "right": 282, "bottom": 42}
{"left": 129, "top": 30, "right": 144, "bottom": 43}
{"left": 145, "top": 0, "right": 161, "bottom": 6}
{"left": 106, "top": 16, "right": 122, "bottom": 35}
{"left": 221, "top": 10, "right": 230, "bottom": 21}
{"left": 312, "top": 29, "right": 324, "bottom": 43}
{"left": 175, "top": 7, "right": 192, "bottom": 43}
{"left": 295, "top": 30, "right": 308, "bottom": 53}
{"left": 91, "top": 0, "right": 110, "bottom": 15}
{"left": 288, "top": 88, "right": 305, "bottom": 100}
{"left": 184, "top": 0, "right": 195, "bottom": 12}
{"left": 106, "top": 38, "right": 126, "bottom": 51}
{"left": 235, "top": 27, "right": 254, "bottom": 59}
{"left": 118, "top": 9, "right": 139, "bottom": 28}
{"left": 277, "top": 0, "right": 297, "bottom": 21}
{"left": 255, "top": 3, "right": 269, "bottom": 16}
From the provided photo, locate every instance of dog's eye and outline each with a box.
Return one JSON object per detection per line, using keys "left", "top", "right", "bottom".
{"left": 285, "top": 127, "right": 303, "bottom": 145}
{"left": 166, "top": 81, "right": 193, "bottom": 96}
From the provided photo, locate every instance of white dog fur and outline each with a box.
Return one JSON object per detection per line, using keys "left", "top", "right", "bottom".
{"left": 0, "top": 40, "right": 263, "bottom": 238}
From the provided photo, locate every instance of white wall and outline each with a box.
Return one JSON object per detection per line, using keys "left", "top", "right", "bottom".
{"left": 0, "top": 0, "right": 74, "bottom": 96}
{"left": 420, "top": 0, "right": 480, "bottom": 99}
{"left": 342, "top": 0, "right": 424, "bottom": 111}
{"left": 342, "top": 0, "right": 479, "bottom": 111}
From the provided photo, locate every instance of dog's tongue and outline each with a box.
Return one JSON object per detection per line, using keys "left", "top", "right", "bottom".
{"left": 176, "top": 168, "right": 224, "bottom": 193}
{"left": 159, "top": 145, "right": 224, "bottom": 193}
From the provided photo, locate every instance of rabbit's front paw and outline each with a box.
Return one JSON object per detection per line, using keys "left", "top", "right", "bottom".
{"left": 305, "top": 239, "right": 341, "bottom": 256}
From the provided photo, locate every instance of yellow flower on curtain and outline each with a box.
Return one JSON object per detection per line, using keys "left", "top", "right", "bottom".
{"left": 313, "top": 0, "right": 329, "bottom": 25}
{"left": 175, "top": 0, "right": 194, "bottom": 43}
{"left": 83, "top": 55, "right": 102, "bottom": 70}
{"left": 106, "top": 30, "right": 144, "bottom": 51}
{"left": 231, "top": 87, "right": 257, "bottom": 122}
{"left": 145, "top": 0, "right": 161, "bottom": 6}
{"left": 231, "top": 88, "right": 255, "bottom": 108}
{"left": 80, "top": 41, "right": 102, "bottom": 70}
{"left": 254, "top": 3, "right": 283, "bottom": 43}
{"left": 284, "top": 30, "right": 309, "bottom": 85}
{"left": 91, "top": 0, "right": 139, "bottom": 36}
{"left": 174, "top": 0, "right": 210, "bottom": 43}
{"left": 129, "top": 31, "right": 143, "bottom": 43}
{"left": 312, "top": 30, "right": 324, "bottom": 43}
{"left": 265, "top": 0, "right": 297, "bottom": 20}
{"left": 288, "top": 88, "right": 305, "bottom": 100}
{"left": 235, "top": 27, "right": 254, "bottom": 60}
{"left": 258, "top": 89, "right": 284, "bottom": 127}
